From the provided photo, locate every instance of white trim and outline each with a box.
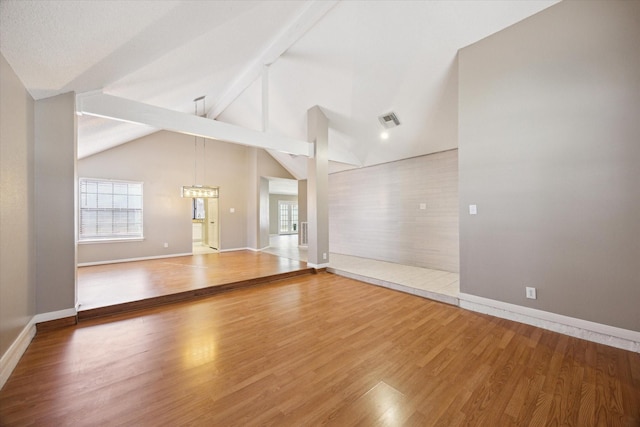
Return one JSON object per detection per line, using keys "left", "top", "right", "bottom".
{"left": 77, "top": 93, "right": 311, "bottom": 157}
{"left": 32, "top": 308, "right": 77, "bottom": 324}
{"left": 0, "top": 321, "right": 36, "bottom": 390}
{"left": 219, "top": 247, "right": 253, "bottom": 253}
{"left": 307, "top": 262, "right": 329, "bottom": 269}
{"left": 459, "top": 293, "right": 640, "bottom": 353}
{"left": 77, "top": 252, "right": 192, "bottom": 267}
{"left": 78, "top": 238, "right": 145, "bottom": 245}
{"left": 222, "top": 247, "right": 271, "bottom": 253}
{"left": 1, "top": 307, "right": 77, "bottom": 390}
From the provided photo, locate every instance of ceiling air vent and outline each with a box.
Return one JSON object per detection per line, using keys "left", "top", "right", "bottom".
{"left": 378, "top": 112, "right": 401, "bottom": 129}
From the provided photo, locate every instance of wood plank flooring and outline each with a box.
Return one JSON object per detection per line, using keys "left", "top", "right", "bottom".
{"left": 77, "top": 251, "right": 311, "bottom": 319}
{"left": 2, "top": 272, "right": 639, "bottom": 426}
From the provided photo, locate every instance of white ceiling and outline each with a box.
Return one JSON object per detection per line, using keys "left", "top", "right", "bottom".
{"left": 1, "top": 0, "right": 558, "bottom": 178}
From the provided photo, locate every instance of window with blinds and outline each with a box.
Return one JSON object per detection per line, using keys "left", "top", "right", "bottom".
{"left": 79, "top": 178, "right": 143, "bottom": 241}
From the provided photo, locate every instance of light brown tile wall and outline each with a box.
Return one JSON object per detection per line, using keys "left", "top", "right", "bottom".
{"left": 329, "top": 149, "right": 459, "bottom": 273}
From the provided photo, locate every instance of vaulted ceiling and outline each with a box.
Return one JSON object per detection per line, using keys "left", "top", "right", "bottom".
{"left": 1, "top": 0, "right": 558, "bottom": 178}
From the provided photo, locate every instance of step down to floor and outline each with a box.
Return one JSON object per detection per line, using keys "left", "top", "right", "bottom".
{"left": 78, "top": 268, "right": 316, "bottom": 321}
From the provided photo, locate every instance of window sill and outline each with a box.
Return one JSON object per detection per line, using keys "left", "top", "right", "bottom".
{"left": 78, "top": 238, "right": 145, "bottom": 245}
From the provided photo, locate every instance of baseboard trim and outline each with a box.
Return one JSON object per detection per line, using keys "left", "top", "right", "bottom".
{"left": 1, "top": 307, "right": 78, "bottom": 390}
{"left": 78, "top": 253, "right": 192, "bottom": 267}
{"left": 218, "top": 247, "right": 252, "bottom": 253}
{"left": 0, "top": 320, "right": 36, "bottom": 390}
{"left": 459, "top": 293, "right": 640, "bottom": 353}
{"left": 308, "top": 262, "right": 329, "bottom": 269}
{"left": 33, "top": 308, "right": 77, "bottom": 324}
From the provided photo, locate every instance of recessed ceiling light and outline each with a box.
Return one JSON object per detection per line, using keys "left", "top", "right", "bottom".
{"left": 380, "top": 131, "right": 389, "bottom": 140}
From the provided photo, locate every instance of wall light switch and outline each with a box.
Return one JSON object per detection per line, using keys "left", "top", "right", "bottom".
{"left": 469, "top": 204, "right": 478, "bottom": 215}
{"left": 230, "top": 208, "right": 235, "bottom": 213}
{"left": 419, "top": 203, "right": 427, "bottom": 210}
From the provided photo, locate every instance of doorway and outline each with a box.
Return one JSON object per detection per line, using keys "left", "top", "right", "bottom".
{"left": 206, "top": 197, "right": 219, "bottom": 250}
{"left": 192, "top": 196, "right": 218, "bottom": 254}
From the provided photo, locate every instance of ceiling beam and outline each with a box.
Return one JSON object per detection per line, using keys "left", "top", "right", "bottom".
{"left": 77, "top": 92, "right": 312, "bottom": 156}
{"left": 208, "top": 0, "right": 338, "bottom": 119}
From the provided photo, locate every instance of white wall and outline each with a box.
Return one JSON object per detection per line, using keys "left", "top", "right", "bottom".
{"left": 0, "top": 53, "right": 36, "bottom": 358}
{"left": 459, "top": 0, "right": 640, "bottom": 331}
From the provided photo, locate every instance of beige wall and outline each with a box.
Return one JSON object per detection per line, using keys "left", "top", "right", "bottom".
{"left": 459, "top": 0, "right": 640, "bottom": 331}
{"left": 0, "top": 53, "right": 36, "bottom": 357}
{"left": 78, "top": 131, "right": 293, "bottom": 263}
{"left": 246, "top": 148, "right": 296, "bottom": 250}
{"left": 329, "top": 149, "right": 459, "bottom": 273}
{"left": 35, "top": 93, "right": 77, "bottom": 314}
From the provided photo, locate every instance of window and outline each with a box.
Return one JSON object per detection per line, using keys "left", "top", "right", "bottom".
{"left": 278, "top": 201, "right": 298, "bottom": 234}
{"left": 79, "top": 178, "right": 143, "bottom": 241}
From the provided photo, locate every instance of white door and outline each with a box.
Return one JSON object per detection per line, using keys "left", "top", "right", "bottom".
{"left": 278, "top": 201, "right": 298, "bottom": 234}
{"left": 207, "top": 198, "right": 219, "bottom": 249}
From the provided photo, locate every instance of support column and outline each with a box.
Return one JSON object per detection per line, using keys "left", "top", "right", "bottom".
{"left": 307, "top": 106, "right": 329, "bottom": 268}
{"left": 35, "top": 92, "right": 77, "bottom": 315}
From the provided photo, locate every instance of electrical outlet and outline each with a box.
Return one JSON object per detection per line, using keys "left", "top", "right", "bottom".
{"left": 322, "top": 253, "right": 327, "bottom": 260}
{"left": 525, "top": 287, "right": 537, "bottom": 300}
{"left": 163, "top": 242, "right": 169, "bottom": 248}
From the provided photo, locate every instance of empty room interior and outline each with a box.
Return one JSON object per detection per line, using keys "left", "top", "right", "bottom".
{"left": 1, "top": 0, "right": 639, "bottom": 425}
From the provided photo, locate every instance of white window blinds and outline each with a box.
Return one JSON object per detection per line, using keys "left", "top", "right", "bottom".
{"left": 79, "top": 178, "right": 143, "bottom": 241}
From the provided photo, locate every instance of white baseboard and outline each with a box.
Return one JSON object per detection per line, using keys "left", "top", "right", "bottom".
{"left": 1, "top": 307, "right": 77, "bottom": 390}
{"left": 77, "top": 252, "right": 192, "bottom": 267}
{"left": 0, "top": 320, "right": 36, "bottom": 390}
{"left": 218, "top": 247, "right": 252, "bottom": 253}
{"left": 459, "top": 293, "right": 640, "bottom": 353}
{"left": 33, "top": 307, "right": 77, "bottom": 324}
{"left": 308, "top": 262, "right": 329, "bottom": 269}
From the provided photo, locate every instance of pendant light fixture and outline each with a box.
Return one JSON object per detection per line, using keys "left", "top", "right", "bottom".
{"left": 181, "top": 96, "right": 218, "bottom": 198}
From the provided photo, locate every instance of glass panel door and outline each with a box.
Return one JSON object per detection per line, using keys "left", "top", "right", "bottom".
{"left": 278, "top": 201, "right": 298, "bottom": 234}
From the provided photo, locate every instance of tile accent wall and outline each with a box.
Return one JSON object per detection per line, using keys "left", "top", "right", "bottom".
{"left": 329, "top": 149, "right": 459, "bottom": 273}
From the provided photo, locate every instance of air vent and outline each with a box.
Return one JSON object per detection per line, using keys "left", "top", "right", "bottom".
{"left": 378, "top": 112, "right": 401, "bottom": 129}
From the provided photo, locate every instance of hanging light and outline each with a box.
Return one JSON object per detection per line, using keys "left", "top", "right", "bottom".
{"left": 181, "top": 185, "right": 218, "bottom": 198}
{"left": 181, "top": 96, "right": 219, "bottom": 198}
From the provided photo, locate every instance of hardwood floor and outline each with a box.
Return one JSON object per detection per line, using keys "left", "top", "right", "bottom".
{"left": 2, "top": 272, "right": 639, "bottom": 426}
{"left": 77, "top": 251, "right": 311, "bottom": 319}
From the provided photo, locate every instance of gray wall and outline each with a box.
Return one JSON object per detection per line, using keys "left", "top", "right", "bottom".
{"left": 0, "top": 53, "right": 36, "bottom": 357}
{"left": 35, "top": 93, "right": 77, "bottom": 314}
{"left": 78, "top": 131, "right": 293, "bottom": 263}
{"left": 329, "top": 149, "right": 459, "bottom": 273}
{"left": 269, "top": 194, "right": 298, "bottom": 234}
{"left": 458, "top": 0, "right": 640, "bottom": 331}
